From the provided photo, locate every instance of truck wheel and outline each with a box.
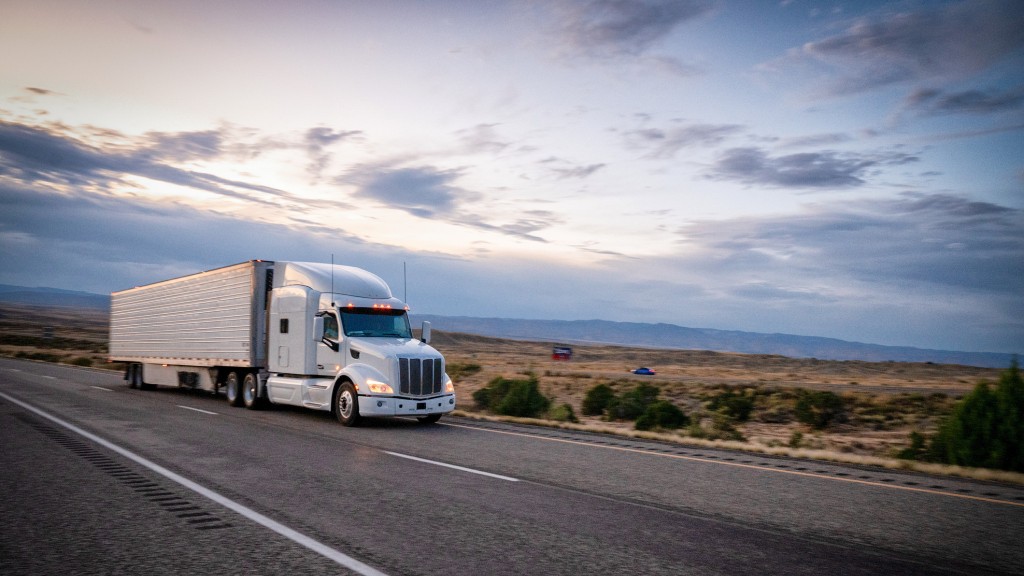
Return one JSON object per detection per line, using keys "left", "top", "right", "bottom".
{"left": 333, "top": 382, "right": 361, "bottom": 427}
{"left": 127, "top": 364, "right": 138, "bottom": 389}
{"left": 417, "top": 414, "right": 442, "bottom": 424}
{"left": 134, "top": 365, "right": 156, "bottom": 390}
{"left": 225, "top": 372, "right": 244, "bottom": 407}
{"left": 242, "top": 373, "right": 264, "bottom": 410}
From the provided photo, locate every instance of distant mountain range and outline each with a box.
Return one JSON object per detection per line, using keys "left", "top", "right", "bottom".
{"left": 0, "top": 284, "right": 111, "bottom": 310}
{"left": 412, "top": 315, "right": 1017, "bottom": 369}
{"left": 0, "top": 285, "right": 1012, "bottom": 368}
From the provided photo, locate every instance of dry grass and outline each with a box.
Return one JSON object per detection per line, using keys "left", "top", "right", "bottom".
{"left": 0, "top": 303, "right": 112, "bottom": 368}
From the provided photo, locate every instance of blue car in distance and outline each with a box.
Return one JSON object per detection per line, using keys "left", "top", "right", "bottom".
{"left": 633, "top": 367, "right": 656, "bottom": 375}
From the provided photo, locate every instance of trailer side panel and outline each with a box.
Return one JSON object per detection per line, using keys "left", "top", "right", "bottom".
{"left": 109, "top": 261, "right": 269, "bottom": 367}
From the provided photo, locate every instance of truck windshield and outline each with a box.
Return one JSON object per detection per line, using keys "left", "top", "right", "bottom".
{"left": 340, "top": 308, "right": 413, "bottom": 338}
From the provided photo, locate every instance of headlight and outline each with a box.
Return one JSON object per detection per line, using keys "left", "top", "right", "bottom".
{"left": 366, "top": 379, "right": 394, "bottom": 394}
{"left": 445, "top": 378, "right": 455, "bottom": 393}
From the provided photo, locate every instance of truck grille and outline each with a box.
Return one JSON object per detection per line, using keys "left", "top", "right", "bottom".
{"left": 398, "top": 357, "right": 444, "bottom": 397}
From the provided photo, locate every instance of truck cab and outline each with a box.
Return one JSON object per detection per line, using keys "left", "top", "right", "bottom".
{"left": 263, "top": 262, "right": 455, "bottom": 425}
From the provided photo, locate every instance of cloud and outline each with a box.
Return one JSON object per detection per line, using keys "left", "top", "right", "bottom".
{"left": 663, "top": 192, "right": 1023, "bottom": 349}
{"left": 707, "top": 147, "right": 918, "bottom": 189}
{"left": 777, "top": 133, "right": 853, "bottom": 149}
{"left": 341, "top": 160, "right": 565, "bottom": 243}
{"left": 344, "top": 164, "right": 478, "bottom": 218}
{"left": 679, "top": 192, "right": 1022, "bottom": 293}
{"left": 792, "top": 0, "right": 1024, "bottom": 96}
{"left": 551, "top": 163, "right": 605, "bottom": 179}
{"left": 0, "top": 182, "right": 372, "bottom": 293}
{"left": 643, "top": 54, "right": 704, "bottom": 77}
{"left": 905, "top": 85, "right": 1024, "bottom": 115}
{"left": 455, "top": 124, "right": 512, "bottom": 155}
{"left": 305, "top": 126, "right": 361, "bottom": 179}
{"left": 0, "top": 121, "right": 117, "bottom": 186}
{"left": 624, "top": 122, "right": 742, "bottom": 158}
{"left": 554, "top": 0, "right": 713, "bottom": 58}
{"left": 0, "top": 120, "right": 352, "bottom": 210}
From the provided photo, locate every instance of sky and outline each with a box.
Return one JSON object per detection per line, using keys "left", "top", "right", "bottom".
{"left": 0, "top": 0, "right": 1022, "bottom": 354}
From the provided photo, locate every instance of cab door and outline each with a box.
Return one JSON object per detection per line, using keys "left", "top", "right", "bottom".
{"left": 315, "top": 312, "right": 343, "bottom": 373}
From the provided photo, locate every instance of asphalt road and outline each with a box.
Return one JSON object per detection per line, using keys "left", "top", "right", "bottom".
{"left": 2, "top": 357, "right": 1022, "bottom": 575}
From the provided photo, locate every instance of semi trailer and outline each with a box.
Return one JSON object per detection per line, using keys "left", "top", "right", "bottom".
{"left": 108, "top": 260, "right": 455, "bottom": 425}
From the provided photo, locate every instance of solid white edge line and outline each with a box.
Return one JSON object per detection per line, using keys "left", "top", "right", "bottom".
{"left": 0, "top": 391, "right": 388, "bottom": 576}
{"left": 385, "top": 451, "right": 519, "bottom": 482}
{"left": 177, "top": 405, "right": 217, "bottom": 415}
{"left": 90, "top": 386, "right": 113, "bottom": 392}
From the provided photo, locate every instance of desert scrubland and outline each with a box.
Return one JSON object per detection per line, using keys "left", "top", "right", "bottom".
{"left": 428, "top": 331, "right": 1005, "bottom": 460}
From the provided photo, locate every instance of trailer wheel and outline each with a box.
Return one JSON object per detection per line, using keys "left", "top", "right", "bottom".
{"left": 417, "top": 414, "right": 442, "bottom": 424}
{"left": 333, "top": 382, "right": 361, "bottom": 427}
{"left": 127, "top": 364, "right": 138, "bottom": 389}
{"left": 225, "top": 371, "right": 244, "bottom": 407}
{"left": 242, "top": 373, "right": 264, "bottom": 410}
{"left": 133, "top": 365, "right": 156, "bottom": 390}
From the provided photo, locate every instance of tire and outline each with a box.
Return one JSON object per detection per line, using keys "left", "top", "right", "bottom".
{"left": 225, "top": 371, "right": 243, "bottom": 407}
{"left": 417, "top": 414, "right": 442, "bottom": 424}
{"left": 332, "top": 382, "right": 361, "bottom": 427}
{"left": 242, "top": 372, "right": 263, "bottom": 410}
{"left": 127, "top": 364, "right": 138, "bottom": 389}
{"left": 135, "top": 365, "right": 156, "bottom": 390}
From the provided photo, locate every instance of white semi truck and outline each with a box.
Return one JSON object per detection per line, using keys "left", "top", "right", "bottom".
{"left": 109, "top": 260, "right": 455, "bottom": 425}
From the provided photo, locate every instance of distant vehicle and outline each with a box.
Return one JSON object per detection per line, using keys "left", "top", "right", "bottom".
{"left": 552, "top": 346, "right": 573, "bottom": 360}
{"left": 633, "top": 367, "right": 656, "bottom": 375}
{"left": 109, "top": 260, "right": 455, "bottom": 426}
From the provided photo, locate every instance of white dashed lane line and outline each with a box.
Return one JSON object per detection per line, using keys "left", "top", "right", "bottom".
{"left": 177, "top": 405, "right": 218, "bottom": 415}
{"left": 385, "top": 451, "right": 519, "bottom": 482}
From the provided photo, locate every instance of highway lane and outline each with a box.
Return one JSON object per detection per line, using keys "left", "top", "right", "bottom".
{"left": 1, "top": 358, "right": 1022, "bottom": 575}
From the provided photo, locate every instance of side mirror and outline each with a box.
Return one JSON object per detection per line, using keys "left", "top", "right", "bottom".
{"left": 314, "top": 315, "right": 340, "bottom": 352}
{"left": 421, "top": 321, "right": 431, "bottom": 344}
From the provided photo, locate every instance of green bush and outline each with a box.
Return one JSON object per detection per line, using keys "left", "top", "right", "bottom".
{"left": 581, "top": 383, "right": 615, "bottom": 416}
{"left": 548, "top": 403, "right": 579, "bottom": 423}
{"left": 788, "top": 430, "right": 804, "bottom": 448}
{"left": 68, "top": 357, "right": 93, "bottom": 367}
{"left": 471, "top": 385, "right": 494, "bottom": 409}
{"left": 607, "top": 383, "right": 660, "bottom": 421}
{"left": 897, "top": 431, "right": 927, "bottom": 460}
{"left": 473, "top": 375, "right": 550, "bottom": 418}
{"left": 927, "top": 359, "right": 1024, "bottom": 471}
{"left": 635, "top": 401, "right": 689, "bottom": 431}
{"left": 794, "top": 390, "right": 845, "bottom": 429}
{"left": 686, "top": 413, "right": 744, "bottom": 441}
{"left": 447, "top": 362, "right": 482, "bottom": 380}
{"left": 708, "top": 389, "right": 755, "bottom": 422}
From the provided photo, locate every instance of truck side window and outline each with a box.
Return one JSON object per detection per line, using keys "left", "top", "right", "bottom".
{"left": 323, "top": 314, "right": 339, "bottom": 340}
{"left": 280, "top": 319, "right": 289, "bottom": 333}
